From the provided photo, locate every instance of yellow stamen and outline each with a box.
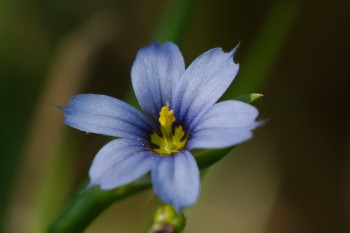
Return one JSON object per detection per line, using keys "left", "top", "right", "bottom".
{"left": 150, "top": 102, "right": 187, "bottom": 156}
{"left": 159, "top": 102, "right": 175, "bottom": 128}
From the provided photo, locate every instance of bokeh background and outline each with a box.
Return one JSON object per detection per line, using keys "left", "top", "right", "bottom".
{"left": 1, "top": 0, "right": 349, "bottom": 232}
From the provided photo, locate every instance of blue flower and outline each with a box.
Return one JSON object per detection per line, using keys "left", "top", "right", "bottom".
{"left": 60, "top": 41, "right": 261, "bottom": 212}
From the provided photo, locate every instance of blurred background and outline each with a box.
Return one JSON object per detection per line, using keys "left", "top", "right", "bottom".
{"left": 1, "top": 0, "right": 349, "bottom": 232}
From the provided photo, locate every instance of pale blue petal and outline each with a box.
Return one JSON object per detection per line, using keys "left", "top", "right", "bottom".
{"left": 131, "top": 41, "right": 185, "bottom": 122}
{"left": 187, "top": 100, "right": 262, "bottom": 149}
{"left": 187, "top": 122, "right": 263, "bottom": 149}
{"left": 88, "top": 139, "right": 154, "bottom": 190}
{"left": 151, "top": 151, "right": 200, "bottom": 212}
{"left": 60, "top": 94, "right": 155, "bottom": 140}
{"left": 189, "top": 100, "right": 259, "bottom": 132}
{"left": 172, "top": 46, "right": 239, "bottom": 128}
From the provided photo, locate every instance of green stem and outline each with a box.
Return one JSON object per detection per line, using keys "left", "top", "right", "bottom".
{"left": 48, "top": 177, "right": 151, "bottom": 233}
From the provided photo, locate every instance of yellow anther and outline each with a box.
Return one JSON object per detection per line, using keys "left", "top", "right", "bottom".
{"left": 150, "top": 102, "right": 187, "bottom": 156}
{"left": 159, "top": 102, "right": 175, "bottom": 127}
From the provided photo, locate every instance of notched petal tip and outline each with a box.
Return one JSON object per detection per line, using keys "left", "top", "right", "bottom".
{"left": 227, "top": 42, "right": 240, "bottom": 64}
{"left": 52, "top": 103, "right": 67, "bottom": 112}
{"left": 56, "top": 104, "right": 72, "bottom": 122}
{"left": 173, "top": 44, "right": 241, "bottom": 127}
{"left": 255, "top": 119, "right": 267, "bottom": 128}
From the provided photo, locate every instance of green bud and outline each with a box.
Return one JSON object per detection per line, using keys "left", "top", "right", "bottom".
{"left": 233, "top": 93, "right": 263, "bottom": 103}
{"left": 148, "top": 205, "right": 186, "bottom": 233}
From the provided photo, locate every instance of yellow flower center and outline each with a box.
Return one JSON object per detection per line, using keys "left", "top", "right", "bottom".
{"left": 150, "top": 102, "right": 187, "bottom": 156}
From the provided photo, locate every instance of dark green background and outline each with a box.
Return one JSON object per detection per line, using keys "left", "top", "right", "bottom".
{"left": 1, "top": 0, "right": 349, "bottom": 232}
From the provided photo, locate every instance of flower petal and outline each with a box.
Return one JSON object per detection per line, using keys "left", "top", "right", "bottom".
{"left": 88, "top": 139, "right": 154, "bottom": 190}
{"left": 190, "top": 100, "right": 259, "bottom": 132}
{"left": 151, "top": 151, "right": 200, "bottom": 212}
{"left": 172, "top": 46, "right": 239, "bottom": 128}
{"left": 60, "top": 94, "right": 155, "bottom": 140}
{"left": 187, "top": 123, "right": 261, "bottom": 149}
{"left": 187, "top": 100, "right": 262, "bottom": 149}
{"left": 131, "top": 41, "right": 185, "bottom": 122}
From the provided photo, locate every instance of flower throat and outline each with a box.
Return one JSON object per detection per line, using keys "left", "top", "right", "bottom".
{"left": 150, "top": 102, "right": 187, "bottom": 156}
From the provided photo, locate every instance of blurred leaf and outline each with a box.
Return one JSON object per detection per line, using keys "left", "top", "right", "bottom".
{"left": 225, "top": 0, "right": 301, "bottom": 97}
{"left": 155, "top": 0, "right": 197, "bottom": 45}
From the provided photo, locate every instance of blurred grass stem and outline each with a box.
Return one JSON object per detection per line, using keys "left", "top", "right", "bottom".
{"left": 5, "top": 15, "right": 120, "bottom": 233}
{"left": 227, "top": 0, "right": 301, "bottom": 97}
